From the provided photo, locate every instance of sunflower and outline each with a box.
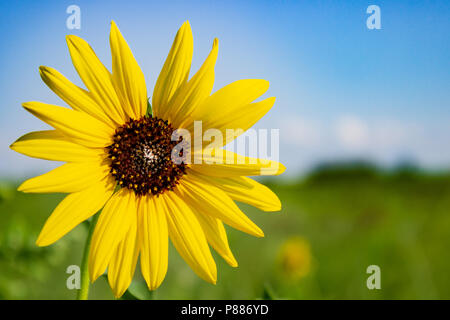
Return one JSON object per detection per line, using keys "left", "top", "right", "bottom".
{"left": 10, "top": 21, "right": 285, "bottom": 298}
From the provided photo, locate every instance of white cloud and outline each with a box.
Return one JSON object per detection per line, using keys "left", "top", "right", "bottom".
{"left": 280, "top": 116, "right": 322, "bottom": 147}
{"left": 335, "top": 115, "right": 369, "bottom": 150}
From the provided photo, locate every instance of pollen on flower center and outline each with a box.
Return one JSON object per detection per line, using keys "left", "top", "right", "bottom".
{"left": 107, "top": 115, "right": 187, "bottom": 196}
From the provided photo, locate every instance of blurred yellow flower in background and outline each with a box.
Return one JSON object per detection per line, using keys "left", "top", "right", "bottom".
{"left": 278, "top": 236, "right": 312, "bottom": 281}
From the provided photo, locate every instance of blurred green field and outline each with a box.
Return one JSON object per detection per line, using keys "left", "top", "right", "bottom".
{"left": 1, "top": 163, "right": 450, "bottom": 300}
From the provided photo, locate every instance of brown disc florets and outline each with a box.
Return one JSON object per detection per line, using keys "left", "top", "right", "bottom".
{"left": 107, "top": 115, "right": 187, "bottom": 196}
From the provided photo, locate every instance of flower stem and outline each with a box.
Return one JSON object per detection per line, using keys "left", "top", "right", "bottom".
{"left": 77, "top": 213, "right": 100, "bottom": 300}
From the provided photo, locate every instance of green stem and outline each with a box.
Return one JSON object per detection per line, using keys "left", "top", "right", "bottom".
{"left": 77, "top": 213, "right": 100, "bottom": 300}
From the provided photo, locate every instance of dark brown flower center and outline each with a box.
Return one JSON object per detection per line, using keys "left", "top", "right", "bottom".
{"left": 107, "top": 115, "right": 187, "bottom": 196}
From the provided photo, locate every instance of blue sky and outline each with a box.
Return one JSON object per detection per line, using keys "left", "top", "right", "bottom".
{"left": 1, "top": 0, "right": 449, "bottom": 177}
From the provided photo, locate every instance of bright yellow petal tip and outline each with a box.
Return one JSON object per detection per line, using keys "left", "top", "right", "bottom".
{"left": 276, "top": 162, "right": 286, "bottom": 175}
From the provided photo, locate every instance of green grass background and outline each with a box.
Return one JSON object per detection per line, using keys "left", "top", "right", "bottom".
{"left": 1, "top": 163, "right": 450, "bottom": 299}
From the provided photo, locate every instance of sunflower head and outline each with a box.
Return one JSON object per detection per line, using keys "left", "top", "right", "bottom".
{"left": 107, "top": 115, "right": 187, "bottom": 196}
{"left": 10, "top": 20, "right": 285, "bottom": 298}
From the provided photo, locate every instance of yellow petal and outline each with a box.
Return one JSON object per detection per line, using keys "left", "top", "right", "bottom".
{"left": 66, "top": 35, "right": 126, "bottom": 125}
{"left": 22, "top": 101, "right": 113, "bottom": 148}
{"left": 183, "top": 97, "right": 276, "bottom": 149}
{"left": 18, "top": 161, "right": 110, "bottom": 193}
{"left": 108, "top": 214, "right": 139, "bottom": 298}
{"left": 177, "top": 175, "right": 264, "bottom": 238}
{"left": 191, "top": 172, "right": 281, "bottom": 212}
{"left": 138, "top": 195, "right": 169, "bottom": 290}
{"left": 39, "top": 66, "right": 114, "bottom": 127}
{"left": 89, "top": 188, "right": 137, "bottom": 282}
{"left": 110, "top": 21, "right": 147, "bottom": 120}
{"left": 164, "top": 192, "right": 217, "bottom": 284}
{"left": 10, "top": 130, "right": 104, "bottom": 162}
{"left": 152, "top": 21, "right": 193, "bottom": 118}
{"left": 191, "top": 149, "right": 285, "bottom": 177}
{"left": 36, "top": 175, "right": 116, "bottom": 246}
{"left": 193, "top": 212, "right": 237, "bottom": 267}
{"left": 161, "top": 38, "right": 219, "bottom": 127}
{"left": 214, "top": 97, "right": 276, "bottom": 145}
{"left": 222, "top": 97, "right": 276, "bottom": 144}
{"left": 181, "top": 80, "right": 270, "bottom": 131}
